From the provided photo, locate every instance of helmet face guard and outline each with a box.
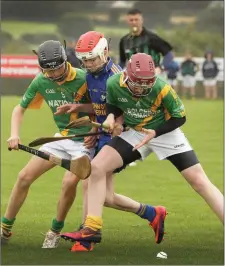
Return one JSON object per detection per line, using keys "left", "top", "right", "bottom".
{"left": 80, "top": 57, "right": 106, "bottom": 74}
{"left": 125, "top": 53, "right": 156, "bottom": 97}
{"left": 41, "top": 61, "right": 68, "bottom": 82}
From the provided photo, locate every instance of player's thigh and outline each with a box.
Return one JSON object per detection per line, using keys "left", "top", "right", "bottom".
{"left": 19, "top": 156, "right": 55, "bottom": 182}
{"left": 167, "top": 151, "right": 207, "bottom": 188}
{"left": 149, "top": 128, "right": 193, "bottom": 160}
{"left": 91, "top": 145, "right": 124, "bottom": 174}
{"left": 65, "top": 139, "right": 95, "bottom": 160}
{"left": 117, "top": 129, "right": 151, "bottom": 160}
{"left": 167, "top": 150, "right": 199, "bottom": 172}
{"left": 39, "top": 135, "right": 71, "bottom": 160}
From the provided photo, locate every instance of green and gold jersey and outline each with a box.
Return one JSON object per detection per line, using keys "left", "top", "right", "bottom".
{"left": 106, "top": 73, "right": 185, "bottom": 131}
{"left": 20, "top": 63, "right": 91, "bottom": 139}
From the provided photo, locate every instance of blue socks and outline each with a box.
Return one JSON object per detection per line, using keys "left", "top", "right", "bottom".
{"left": 136, "top": 204, "right": 156, "bottom": 222}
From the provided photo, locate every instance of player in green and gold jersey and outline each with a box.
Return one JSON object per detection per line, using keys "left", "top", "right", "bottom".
{"left": 68, "top": 53, "right": 223, "bottom": 246}
{"left": 1, "top": 40, "right": 96, "bottom": 248}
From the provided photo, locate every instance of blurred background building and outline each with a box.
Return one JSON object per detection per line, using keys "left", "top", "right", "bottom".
{"left": 1, "top": 0, "right": 224, "bottom": 98}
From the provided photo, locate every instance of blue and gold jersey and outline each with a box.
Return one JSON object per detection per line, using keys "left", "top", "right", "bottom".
{"left": 86, "top": 58, "right": 122, "bottom": 124}
{"left": 86, "top": 58, "right": 122, "bottom": 149}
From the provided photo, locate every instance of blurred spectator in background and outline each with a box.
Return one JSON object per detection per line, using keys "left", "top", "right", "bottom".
{"left": 119, "top": 8, "right": 173, "bottom": 74}
{"left": 66, "top": 37, "right": 81, "bottom": 68}
{"left": 181, "top": 51, "right": 198, "bottom": 99}
{"left": 166, "top": 52, "right": 180, "bottom": 93}
{"left": 202, "top": 50, "right": 219, "bottom": 99}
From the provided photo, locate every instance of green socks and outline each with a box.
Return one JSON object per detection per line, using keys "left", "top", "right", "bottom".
{"left": 51, "top": 218, "right": 64, "bottom": 233}
{"left": 1, "top": 217, "right": 16, "bottom": 234}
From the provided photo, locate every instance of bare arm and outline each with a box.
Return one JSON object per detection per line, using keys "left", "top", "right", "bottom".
{"left": 11, "top": 105, "right": 26, "bottom": 136}
{"left": 7, "top": 105, "right": 26, "bottom": 150}
{"left": 55, "top": 103, "right": 94, "bottom": 115}
{"left": 77, "top": 104, "right": 94, "bottom": 113}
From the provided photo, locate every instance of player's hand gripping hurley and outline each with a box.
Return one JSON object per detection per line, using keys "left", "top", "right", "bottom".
{"left": 65, "top": 116, "right": 109, "bottom": 130}
{"left": 66, "top": 116, "right": 127, "bottom": 137}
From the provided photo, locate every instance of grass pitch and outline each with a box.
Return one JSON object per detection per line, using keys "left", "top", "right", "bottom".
{"left": 1, "top": 97, "right": 224, "bottom": 265}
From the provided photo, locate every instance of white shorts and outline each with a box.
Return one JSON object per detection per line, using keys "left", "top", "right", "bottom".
{"left": 119, "top": 128, "right": 193, "bottom": 160}
{"left": 39, "top": 133, "right": 95, "bottom": 160}
{"left": 182, "top": 75, "right": 196, "bottom": 88}
{"left": 203, "top": 79, "right": 217, "bottom": 87}
{"left": 168, "top": 79, "right": 178, "bottom": 87}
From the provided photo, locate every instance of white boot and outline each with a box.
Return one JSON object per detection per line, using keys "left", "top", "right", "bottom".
{"left": 42, "top": 230, "right": 60, "bottom": 248}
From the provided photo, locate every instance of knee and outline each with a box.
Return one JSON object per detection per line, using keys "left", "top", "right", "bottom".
{"left": 17, "top": 169, "right": 34, "bottom": 188}
{"left": 104, "top": 192, "right": 115, "bottom": 207}
{"left": 191, "top": 177, "right": 211, "bottom": 194}
{"left": 91, "top": 163, "right": 106, "bottom": 179}
{"left": 62, "top": 173, "right": 79, "bottom": 191}
{"left": 185, "top": 167, "right": 211, "bottom": 194}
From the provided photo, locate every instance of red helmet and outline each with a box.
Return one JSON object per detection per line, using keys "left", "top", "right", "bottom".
{"left": 124, "top": 53, "right": 156, "bottom": 97}
{"left": 75, "top": 31, "right": 108, "bottom": 73}
{"left": 75, "top": 31, "right": 108, "bottom": 60}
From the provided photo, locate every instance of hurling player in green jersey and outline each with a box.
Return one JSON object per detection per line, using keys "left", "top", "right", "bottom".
{"left": 69, "top": 53, "right": 223, "bottom": 245}
{"left": 0, "top": 40, "right": 96, "bottom": 247}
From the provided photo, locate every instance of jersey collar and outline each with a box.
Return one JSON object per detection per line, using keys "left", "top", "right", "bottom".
{"left": 119, "top": 72, "right": 128, "bottom": 88}
{"left": 102, "top": 57, "right": 113, "bottom": 73}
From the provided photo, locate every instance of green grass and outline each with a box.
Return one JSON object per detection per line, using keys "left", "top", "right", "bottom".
{"left": 1, "top": 97, "right": 224, "bottom": 265}
{"left": 2, "top": 21, "right": 58, "bottom": 39}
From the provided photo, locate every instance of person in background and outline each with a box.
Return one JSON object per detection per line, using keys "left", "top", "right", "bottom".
{"left": 119, "top": 8, "right": 173, "bottom": 74}
{"left": 202, "top": 50, "right": 219, "bottom": 99}
{"left": 66, "top": 37, "right": 81, "bottom": 68}
{"left": 166, "top": 52, "right": 180, "bottom": 93}
{"left": 180, "top": 51, "right": 198, "bottom": 99}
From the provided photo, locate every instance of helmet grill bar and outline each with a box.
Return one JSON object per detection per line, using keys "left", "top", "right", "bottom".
{"left": 40, "top": 51, "right": 46, "bottom": 60}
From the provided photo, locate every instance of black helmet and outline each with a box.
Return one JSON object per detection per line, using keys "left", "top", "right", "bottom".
{"left": 35, "top": 40, "right": 68, "bottom": 82}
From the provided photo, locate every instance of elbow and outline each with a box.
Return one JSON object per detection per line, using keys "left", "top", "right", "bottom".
{"left": 14, "top": 104, "right": 26, "bottom": 114}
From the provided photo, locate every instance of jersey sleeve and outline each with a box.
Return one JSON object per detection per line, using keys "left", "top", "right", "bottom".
{"left": 119, "top": 37, "right": 127, "bottom": 69}
{"left": 162, "top": 85, "right": 186, "bottom": 118}
{"left": 106, "top": 77, "right": 117, "bottom": 106}
{"left": 20, "top": 76, "right": 44, "bottom": 109}
{"left": 74, "top": 81, "right": 91, "bottom": 104}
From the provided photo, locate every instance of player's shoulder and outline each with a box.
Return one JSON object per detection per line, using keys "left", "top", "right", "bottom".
{"left": 120, "top": 33, "right": 131, "bottom": 42}
{"left": 154, "top": 75, "right": 171, "bottom": 90}
{"left": 143, "top": 28, "right": 160, "bottom": 38}
{"left": 30, "top": 72, "right": 46, "bottom": 85}
{"left": 33, "top": 72, "right": 44, "bottom": 81}
{"left": 110, "top": 62, "right": 122, "bottom": 74}
{"left": 107, "top": 72, "right": 122, "bottom": 84}
{"left": 70, "top": 67, "right": 87, "bottom": 84}
{"left": 72, "top": 67, "right": 86, "bottom": 78}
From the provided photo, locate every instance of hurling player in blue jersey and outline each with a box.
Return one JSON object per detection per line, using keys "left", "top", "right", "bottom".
{"left": 56, "top": 31, "right": 167, "bottom": 252}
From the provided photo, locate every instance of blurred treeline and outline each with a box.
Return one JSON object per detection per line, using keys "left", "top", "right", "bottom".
{"left": 2, "top": 1, "right": 224, "bottom": 57}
